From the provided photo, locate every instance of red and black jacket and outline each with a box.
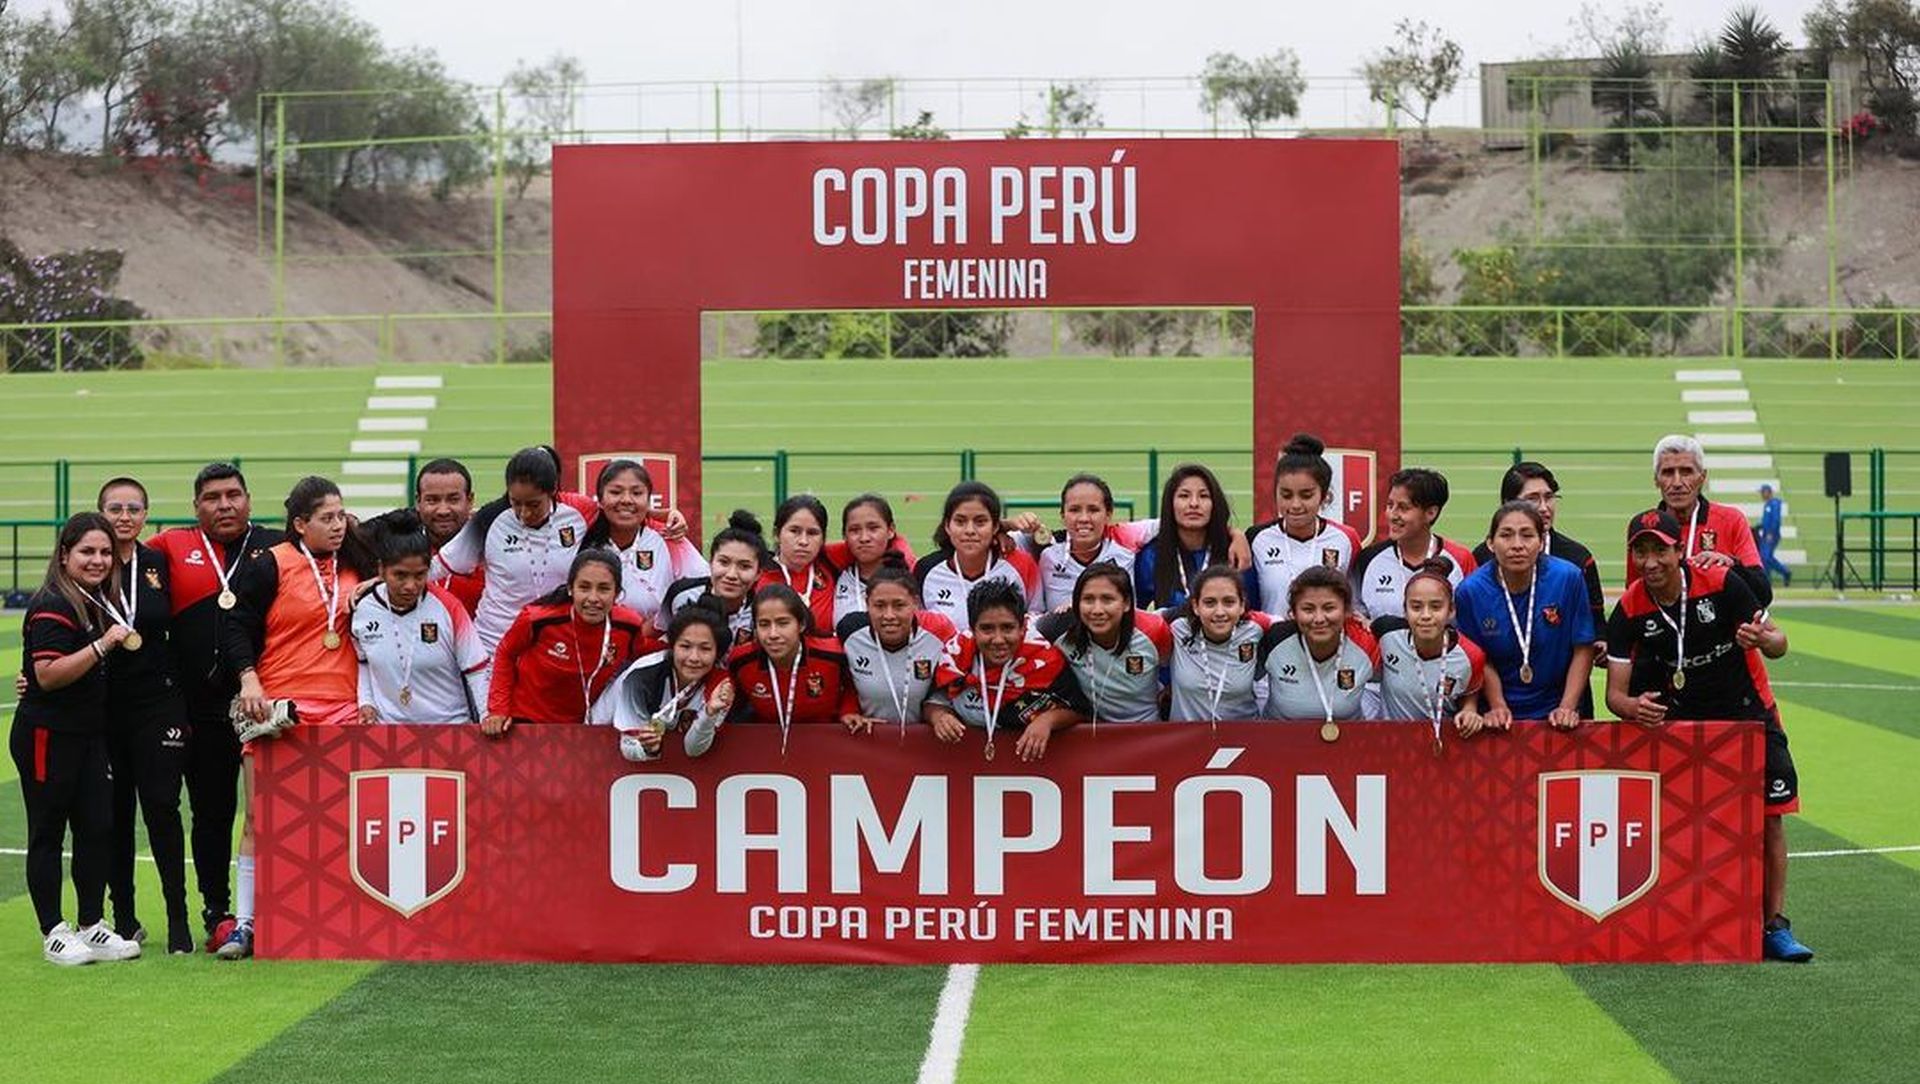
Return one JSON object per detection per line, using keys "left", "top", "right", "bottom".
{"left": 725, "top": 635, "right": 858, "bottom": 726}
{"left": 488, "top": 601, "right": 656, "bottom": 724}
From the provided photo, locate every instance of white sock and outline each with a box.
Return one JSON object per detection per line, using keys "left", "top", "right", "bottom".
{"left": 235, "top": 855, "right": 256, "bottom": 926}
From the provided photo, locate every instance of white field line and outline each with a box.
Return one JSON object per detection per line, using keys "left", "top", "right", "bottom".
{"left": 915, "top": 963, "right": 981, "bottom": 1084}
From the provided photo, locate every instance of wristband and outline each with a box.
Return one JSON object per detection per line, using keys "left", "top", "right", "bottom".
{"left": 91, "top": 641, "right": 106, "bottom": 662}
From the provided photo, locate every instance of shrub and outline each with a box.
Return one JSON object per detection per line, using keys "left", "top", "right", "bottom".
{"left": 0, "top": 239, "right": 147, "bottom": 372}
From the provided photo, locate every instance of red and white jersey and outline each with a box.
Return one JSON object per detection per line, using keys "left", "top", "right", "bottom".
{"left": 1035, "top": 520, "right": 1156, "bottom": 611}
{"left": 1370, "top": 619, "right": 1486, "bottom": 723}
{"left": 487, "top": 601, "right": 655, "bottom": 725}
{"left": 351, "top": 583, "right": 489, "bottom": 724}
{"left": 433, "top": 492, "right": 599, "bottom": 653}
{"left": 1245, "top": 517, "right": 1362, "bottom": 616}
{"left": 836, "top": 610, "right": 956, "bottom": 724}
{"left": 1035, "top": 608, "right": 1172, "bottom": 723}
{"left": 1349, "top": 535, "right": 1478, "bottom": 619}
{"left": 929, "top": 626, "right": 1088, "bottom": 730}
{"left": 756, "top": 561, "right": 838, "bottom": 636}
{"left": 914, "top": 550, "right": 1043, "bottom": 633}
{"left": 607, "top": 526, "right": 708, "bottom": 626}
{"left": 825, "top": 536, "right": 919, "bottom": 627}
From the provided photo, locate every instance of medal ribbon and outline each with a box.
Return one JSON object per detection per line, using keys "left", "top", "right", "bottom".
{"left": 1652, "top": 567, "right": 1690, "bottom": 685}
{"left": 1303, "top": 635, "right": 1344, "bottom": 724}
{"left": 767, "top": 645, "right": 805, "bottom": 756}
{"left": 976, "top": 654, "right": 1015, "bottom": 753}
{"left": 571, "top": 609, "right": 614, "bottom": 725}
{"left": 298, "top": 542, "right": 341, "bottom": 640}
{"left": 1499, "top": 563, "right": 1537, "bottom": 683}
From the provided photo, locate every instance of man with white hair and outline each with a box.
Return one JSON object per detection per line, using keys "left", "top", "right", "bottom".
{"left": 1629, "top": 436, "right": 1808, "bottom": 961}
{"left": 1629, "top": 435, "right": 1773, "bottom": 607}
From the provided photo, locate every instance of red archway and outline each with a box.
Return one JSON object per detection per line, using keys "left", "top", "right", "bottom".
{"left": 552, "top": 138, "right": 1400, "bottom": 533}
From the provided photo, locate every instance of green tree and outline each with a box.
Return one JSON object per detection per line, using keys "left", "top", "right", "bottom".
{"left": 69, "top": 0, "right": 174, "bottom": 152}
{"left": 826, "top": 77, "right": 890, "bottom": 138}
{"left": 890, "top": 109, "right": 948, "bottom": 140}
{"left": 1044, "top": 81, "right": 1101, "bottom": 136}
{"left": 1805, "top": 0, "right": 1920, "bottom": 134}
{"left": 504, "top": 52, "right": 586, "bottom": 198}
{"left": 1361, "top": 19, "right": 1464, "bottom": 139}
{"left": 1198, "top": 50, "right": 1306, "bottom": 135}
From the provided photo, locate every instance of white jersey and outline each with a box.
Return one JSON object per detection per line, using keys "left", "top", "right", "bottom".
{"left": 1371, "top": 621, "right": 1486, "bottom": 724}
{"left": 433, "top": 492, "right": 598, "bottom": 653}
{"left": 1166, "top": 613, "right": 1273, "bottom": 722}
{"left": 1035, "top": 520, "right": 1156, "bottom": 611}
{"left": 1349, "top": 536, "right": 1477, "bottom": 619}
{"left": 351, "top": 583, "right": 489, "bottom": 723}
{"left": 1257, "top": 619, "right": 1382, "bottom": 721}
{"left": 605, "top": 526, "right": 709, "bottom": 626}
{"left": 914, "top": 550, "right": 1043, "bottom": 633}
{"left": 591, "top": 649, "right": 728, "bottom": 756}
{"left": 1036, "top": 609, "right": 1171, "bottom": 723}
{"left": 1245, "top": 517, "right": 1362, "bottom": 617}
{"left": 835, "top": 611, "right": 956, "bottom": 724}
{"left": 662, "top": 577, "right": 755, "bottom": 648}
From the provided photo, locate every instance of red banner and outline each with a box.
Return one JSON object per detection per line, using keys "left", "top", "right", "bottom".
{"left": 255, "top": 722, "right": 1763, "bottom": 964}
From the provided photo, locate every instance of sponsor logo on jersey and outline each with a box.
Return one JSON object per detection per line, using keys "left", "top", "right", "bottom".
{"left": 351, "top": 769, "right": 467, "bottom": 918}
{"left": 913, "top": 658, "right": 934, "bottom": 680}
{"left": 420, "top": 622, "right": 440, "bottom": 644}
{"left": 806, "top": 672, "right": 825, "bottom": 698}
{"left": 185, "top": 548, "right": 205, "bottom": 566}
{"left": 1481, "top": 617, "right": 1498, "bottom": 633}
{"left": 1695, "top": 597, "right": 1716, "bottom": 624}
{"left": 1542, "top": 605, "right": 1561, "bottom": 626}
{"left": 1337, "top": 668, "right": 1356, "bottom": 690}
{"left": 1385, "top": 652, "right": 1400, "bottom": 666}
{"left": 1238, "top": 642, "right": 1256, "bottom": 663}
{"left": 1538, "top": 770, "right": 1660, "bottom": 921}
{"left": 752, "top": 682, "right": 769, "bottom": 697}
{"left": 1319, "top": 447, "right": 1379, "bottom": 545}
{"left": 1280, "top": 664, "right": 1297, "bottom": 678}
{"left": 635, "top": 550, "right": 654, "bottom": 571}
{"left": 1124, "top": 654, "right": 1146, "bottom": 675}
{"left": 549, "top": 641, "right": 570, "bottom": 658}
{"left": 1644, "top": 618, "right": 1661, "bottom": 634}
{"left": 558, "top": 526, "right": 577, "bottom": 548}
{"left": 937, "top": 588, "right": 954, "bottom": 602}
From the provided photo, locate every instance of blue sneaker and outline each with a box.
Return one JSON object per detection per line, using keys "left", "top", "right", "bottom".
{"left": 1762, "top": 918, "right": 1813, "bottom": 962}
{"left": 214, "top": 922, "right": 254, "bottom": 961}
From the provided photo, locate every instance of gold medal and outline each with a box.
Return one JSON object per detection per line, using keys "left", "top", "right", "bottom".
{"left": 218, "top": 589, "right": 237, "bottom": 610}
{"left": 122, "top": 631, "right": 143, "bottom": 652}
{"left": 1432, "top": 736, "right": 1444, "bottom": 757}
{"left": 1319, "top": 721, "right": 1340, "bottom": 743}
{"left": 1672, "top": 669, "right": 1686, "bottom": 690}
{"left": 983, "top": 739, "right": 996, "bottom": 761}
{"left": 323, "top": 630, "right": 342, "bottom": 651}
{"left": 1519, "top": 663, "right": 1534, "bottom": 685}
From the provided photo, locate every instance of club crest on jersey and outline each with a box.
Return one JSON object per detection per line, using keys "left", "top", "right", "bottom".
{"left": 1695, "top": 598, "right": 1716, "bottom": 624}
{"left": 1443, "top": 675, "right": 1457, "bottom": 696}
{"left": 144, "top": 569, "right": 162, "bottom": 589}
{"left": 350, "top": 770, "right": 466, "bottom": 918}
{"left": 635, "top": 550, "right": 654, "bottom": 571}
{"left": 1337, "top": 668, "right": 1356, "bottom": 690}
{"left": 1697, "top": 528, "right": 1718, "bottom": 552}
{"left": 1538, "top": 770, "right": 1661, "bottom": 921}
{"left": 1119, "top": 654, "right": 1144, "bottom": 675}
{"left": 1317, "top": 447, "right": 1379, "bottom": 545}
{"left": 914, "top": 659, "right": 934, "bottom": 681}
{"left": 558, "top": 526, "right": 577, "bottom": 548}
{"left": 805, "top": 672, "right": 825, "bottom": 698}
{"left": 1542, "top": 605, "right": 1562, "bottom": 626}
{"left": 420, "top": 622, "right": 439, "bottom": 644}
{"left": 1238, "top": 642, "right": 1256, "bottom": 663}
{"left": 1321, "top": 548, "right": 1340, "bottom": 568}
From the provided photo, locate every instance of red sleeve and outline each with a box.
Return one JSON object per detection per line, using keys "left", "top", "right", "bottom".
{"left": 1135, "top": 609, "right": 1173, "bottom": 661}
{"left": 820, "top": 540, "right": 852, "bottom": 569}
{"left": 1331, "top": 519, "right": 1363, "bottom": 560}
{"left": 1345, "top": 616, "right": 1382, "bottom": 666}
{"left": 889, "top": 534, "right": 917, "bottom": 563}
{"left": 557, "top": 491, "right": 600, "bottom": 527}
{"left": 934, "top": 632, "right": 975, "bottom": 690}
{"left": 917, "top": 610, "right": 958, "bottom": 646}
{"left": 1719, "top": 508, "right": 1763, "bottom": 567}
{"left": 836, "top": 655, "right": 860, "bottom": 716}
{"left": 809, "top": 587, "right": 836, "bottom": 638}
{"left": 1457, "top": 634, "right": 1488, "bottom": 696}
{"left": 487, "top": 609, "right": 535, "bottom": 716}
{"left": 1246, "top": 611, "right": 1274, "bottom": 631}
{"left": 1442, "top": 538, "right": 1478, "bottom": 577}
{"left": 1006, "top": 550, "right": 1043, "bottom": 607}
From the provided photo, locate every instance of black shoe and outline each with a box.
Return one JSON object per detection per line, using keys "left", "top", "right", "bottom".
{"left": 167, "top": 922, "right": 195, "bottom": 955}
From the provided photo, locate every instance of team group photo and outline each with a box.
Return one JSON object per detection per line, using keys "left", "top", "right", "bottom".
{"left": 3, "top": 0, "right": 1916, "bottom": 1080}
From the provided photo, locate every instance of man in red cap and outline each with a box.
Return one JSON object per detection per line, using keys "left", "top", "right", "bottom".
{"left": 1605, "top": 508, "right": 1811, "bottom": 961}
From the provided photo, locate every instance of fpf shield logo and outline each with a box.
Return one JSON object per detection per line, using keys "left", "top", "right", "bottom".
{"left": 350, "top": 770, "right": 467, "bottom": 918}
{"left": 1537, "top": 770, "right": 1660, "bottom": 921}
{"left": 1317, "top": 448, "right": 1378, "bottom": 545}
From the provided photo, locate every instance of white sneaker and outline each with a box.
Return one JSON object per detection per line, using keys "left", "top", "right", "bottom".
{"left": 77, "top": 921, "right": 142, "bottom": 961}
{"left": 43, "top": 923, "right": 95, "bottom": 966}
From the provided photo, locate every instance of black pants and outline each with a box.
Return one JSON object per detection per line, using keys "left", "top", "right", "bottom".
{"left": 182, "top": 682, "right": 242, "bottom": 920}
{"left": 106, "top": 697, "right": 190, "bottom": 931}
{"left": 10, "top": 721, "right": 112, "bottom": 936}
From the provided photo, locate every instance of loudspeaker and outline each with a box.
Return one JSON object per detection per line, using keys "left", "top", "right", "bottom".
{"left": 1824, "top": 452, "right": 1852, "bottom": 498}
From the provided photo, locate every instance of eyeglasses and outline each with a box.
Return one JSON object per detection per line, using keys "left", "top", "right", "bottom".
{"left": 102, "top": 502, "right": 147, "bottom": 515}
{"left": 1518, "top": 493, "right": 1561, "bottom": 506}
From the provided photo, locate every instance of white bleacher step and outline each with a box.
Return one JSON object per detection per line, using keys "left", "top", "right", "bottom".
{"left": 375, "top": 375, "right": 444, "bottom": 389}
{"left": 1709, "top": 478, "right": 1780, "bottom": 495}
{"left": 367, "top": 395, "right": 438, "bottom": 411}
{"left": 1705, "top": 453, "right": 1773, "bottom": 470}
{"left": 1682, "top": 388, "right": 1750, "bottom": 403}
{"left": 351, "top": 438, "right": 422, "bottom": 454}
{"left": 1675, "top": 369, "right": 1743, "bottom": 382}
{"left": 1781, "top": 526, "right": 1798, "bottom": 539}
{"left": 1696, "top": 433, "right": 1766, "bottom": 448}
{"left": 1777, "top": 549, "right": 1809, "bottom": 565}
{"left": 340, "top": 483, "right": 405, "bottom": 499}
{"left": 340, "top": 460, "right": 410, "bottom": 476}
{"left": 1688, "top": 409, "right": 1758, "bottom": 425}
{"left": 358, "top": 417, "right": 427, "bottom": 432}
{"left": 1726, "top": 501, "right": 1789, "bottom": 517}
